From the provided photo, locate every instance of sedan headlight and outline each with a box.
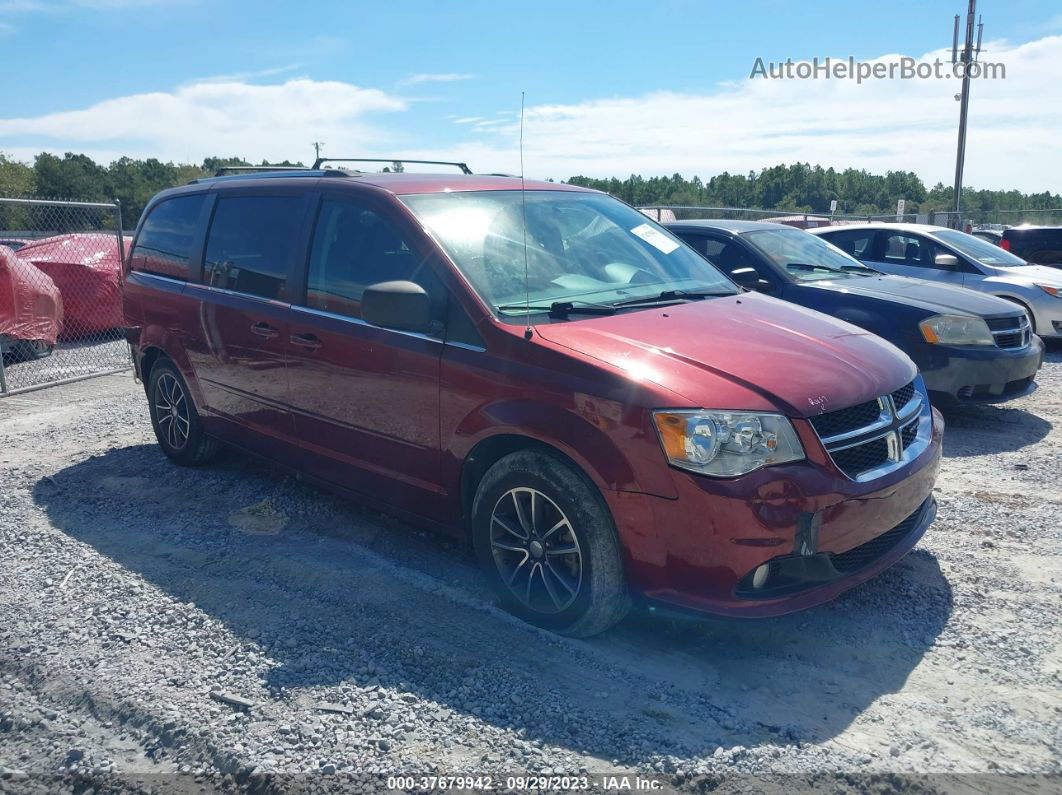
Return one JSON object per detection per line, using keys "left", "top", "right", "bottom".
{"left": 1037, "top": 284, "right": 1061, "bottom": 298}
{"left": 652, "top": 410, "right": 804, "bottom": 477}
{"left": 919, "top": 314, "right": 994, "bottom": 346}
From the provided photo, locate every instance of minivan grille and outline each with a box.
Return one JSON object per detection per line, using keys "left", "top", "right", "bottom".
{"left": 891, "top": 382, "right": 915, "bottom": 412}
{"left": 830, "top": 437, "right": 889, "bottom": 478}
{"left": 808, "top": 399, "right": 882, "bottom": 439}
{"left": 810, "top": 379, "right": 928, "bottom": 482}
{"left": 986, "top": 314, "right": 1031, "bottom": 349}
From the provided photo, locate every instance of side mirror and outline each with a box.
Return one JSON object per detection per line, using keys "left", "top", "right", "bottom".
{"left": 361, "top": 280, "right": 432, "bottom": 333}
{"left": 934, "top": 253, "right": 960, "bottom": 270}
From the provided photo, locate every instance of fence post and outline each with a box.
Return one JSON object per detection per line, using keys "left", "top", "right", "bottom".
{"left": 0, "top": 349, "right": 7, "bottom": 394}
{"left": 114, "top": 199, "right": 125, "bottom": 282}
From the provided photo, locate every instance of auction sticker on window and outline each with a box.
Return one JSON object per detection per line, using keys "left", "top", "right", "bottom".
{"left": 630, "top": 223, "right": 680, "bottom": 254}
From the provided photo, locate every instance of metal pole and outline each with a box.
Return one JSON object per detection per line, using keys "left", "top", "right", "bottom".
{"left": 114, "top": 199, "right": 125, "bottom": 282}
{"left": 0, "top": 346, "right": 8, "bottom": 394}
{"left": 952, "top": 0, "right": 977, "bottom": 222}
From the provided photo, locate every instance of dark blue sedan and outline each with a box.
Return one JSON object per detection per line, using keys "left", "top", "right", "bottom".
{"left": 667, "top": 220, "right": 1044, "bottom": 406}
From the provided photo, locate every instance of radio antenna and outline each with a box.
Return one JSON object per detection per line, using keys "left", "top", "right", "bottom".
{"left": 519, "top": 91, "right": 533, "bottom": 340}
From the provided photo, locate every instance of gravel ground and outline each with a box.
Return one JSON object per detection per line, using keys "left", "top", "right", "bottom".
{"left": 1, "top": 345, "right": 1061, "bottom": 793}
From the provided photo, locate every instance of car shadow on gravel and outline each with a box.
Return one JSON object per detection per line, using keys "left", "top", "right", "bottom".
{"left": 939, "top": 404, "right": 1052, "bottom": 457}
{"left": 34, "top": 444, "right": 954, "bottom": 764}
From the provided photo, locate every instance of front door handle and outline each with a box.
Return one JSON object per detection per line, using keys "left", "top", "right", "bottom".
{"left": 250, "top": 321, "right": 280, "bottom": 339}
{"left": 290, "top": 332, "right": 322, "bottom": 350}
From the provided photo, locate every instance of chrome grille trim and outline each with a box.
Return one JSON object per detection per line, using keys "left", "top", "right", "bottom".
{"left": 989, "top": 314, "right": 1031, "bottom": 349}
{"left": 811, "top": 378, "right": 932, "bottom": 482}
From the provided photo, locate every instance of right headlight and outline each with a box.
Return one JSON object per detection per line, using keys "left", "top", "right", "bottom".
{"left": 652, "top": 410, "right": 805, "bottom": 477}
{"left": 919, "top": 314, "right": 994, "bottom": 346}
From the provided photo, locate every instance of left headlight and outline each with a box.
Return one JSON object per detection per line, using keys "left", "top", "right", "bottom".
{"left": 919, "top": 314, "right": 994, "bottom": 346}
{"left": 652, "top": 410, "right": 805, "bottom": 477}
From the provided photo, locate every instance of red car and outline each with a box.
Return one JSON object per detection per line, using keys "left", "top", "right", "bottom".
{"left": 123, "top": 167, "right": 942, "bottom": 636}
{"left": 17, "top": 233, "right": 126, "bottom": 339}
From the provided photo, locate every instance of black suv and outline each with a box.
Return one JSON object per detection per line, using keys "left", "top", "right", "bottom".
{"left": 1001, "top": 226, "right": 1062, "bottom": 267}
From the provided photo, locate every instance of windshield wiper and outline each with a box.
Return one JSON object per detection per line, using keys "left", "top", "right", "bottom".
{"left": 786, "top": 262, "right": 847, "bottom": 275}
{"left": 496, "top": 301, "right": 616, "bottom": 319}
{"left": 609, "top": 289, "right": 735, "bottom": 308}
{"left": 840, "top": 264, "right": 880, "bottom": 275}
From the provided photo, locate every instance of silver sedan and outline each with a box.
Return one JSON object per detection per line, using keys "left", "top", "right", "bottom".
{"left": 811, "top": 223, "right": 1062, "bottom": 340}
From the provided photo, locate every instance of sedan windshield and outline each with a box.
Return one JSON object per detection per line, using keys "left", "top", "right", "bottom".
{"left": 400, "top": 190, "right": 737, "bottom": 316}
{"left": 742, "top": 227, "right": 875, "bottom": 281}
{"left": 931, "top": 229, "right": 1030, "bottom": 267}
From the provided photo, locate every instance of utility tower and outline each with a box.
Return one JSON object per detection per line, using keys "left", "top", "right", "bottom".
{"left": 951, "top": 0, "right": 984, "bottom": 220}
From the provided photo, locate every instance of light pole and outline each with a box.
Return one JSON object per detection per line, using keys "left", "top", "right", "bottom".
{"left": 951, "top": 0, "right": 984, "bottom": 225}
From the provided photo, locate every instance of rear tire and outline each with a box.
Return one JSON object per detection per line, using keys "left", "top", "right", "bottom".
{"left": 147, "top": 360, "right": 221, "bottom": 466}
{"left": 472, "top": 449, "right": 630, "bottom": 637}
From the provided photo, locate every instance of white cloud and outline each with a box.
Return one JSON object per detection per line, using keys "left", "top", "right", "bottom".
{"left": 417, "top": 36, "right": 1062, "bottom": 193}
{"left": 0, "top": 78, "right": 408, "bottom": 164}
{"left": 1, "top": 36, "right": 1059, "bottom": 194}
{"left": 398, "top": 72, "right": 476, "bottom": 86}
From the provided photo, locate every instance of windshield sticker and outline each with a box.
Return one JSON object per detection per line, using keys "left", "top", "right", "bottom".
{"left": 631, "top": 223, "right": 680, "bottom": 254}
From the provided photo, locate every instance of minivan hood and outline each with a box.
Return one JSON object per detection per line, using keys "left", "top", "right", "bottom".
{"left": 534, "top": 292, "right": 916, "bottom": 418}
{"left": 800, "top": 274, "right": 1021, "bottom": 316}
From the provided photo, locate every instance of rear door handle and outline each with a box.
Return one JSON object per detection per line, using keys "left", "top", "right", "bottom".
{"left": 290, "top": 332, "right": 322, "bottom": 350}
{"left": 250, "top": 322, "right": 280, "bottom": 339}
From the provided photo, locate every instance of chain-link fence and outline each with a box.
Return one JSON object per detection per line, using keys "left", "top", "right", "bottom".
{"left": 929, "top": 208, "right": 1062, "bottom": 229}
{"left": 0, "top": 197, "right": 130, "bottom": 395}
{"left": 638, "top": 206, "right": 929, "bottom": 228}
{"left": 640, "top": 204, "right": 1062, "bottom": 231}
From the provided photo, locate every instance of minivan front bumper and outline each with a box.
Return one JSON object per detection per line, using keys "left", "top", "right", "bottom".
{"left": 603, "top": 407, "right": 944, "bottom": 618}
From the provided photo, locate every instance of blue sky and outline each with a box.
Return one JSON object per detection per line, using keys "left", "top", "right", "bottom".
{"left": 2, "top": 0, "right": 1061, "bottom": 191}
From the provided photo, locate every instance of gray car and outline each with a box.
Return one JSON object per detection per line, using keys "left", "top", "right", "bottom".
{"left": 810, "top": 223, "right": 1062, "bottom": 341}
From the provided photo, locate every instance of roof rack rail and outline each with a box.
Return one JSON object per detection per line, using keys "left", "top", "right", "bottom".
{"left": 313, "top": 157, "right": 472, "bottom": 175}
{"left": 214, "top": 165, "right": 311, "bottom": 176}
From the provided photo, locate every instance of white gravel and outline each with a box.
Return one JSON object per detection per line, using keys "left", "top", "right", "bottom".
{"left": 1, "top": 344, "right": 1060, "bottom": 792}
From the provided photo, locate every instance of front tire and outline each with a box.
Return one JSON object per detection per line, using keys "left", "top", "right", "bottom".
{"left": 472, "top": 449, "right": 630, "bottom": 637}
{"left": 147, "top": 360, "right": 221, "bottom": 466}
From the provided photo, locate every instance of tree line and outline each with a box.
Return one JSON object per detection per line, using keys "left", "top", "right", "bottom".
{"left": 2, "top": 152, "right": 1059, "bottom": 229}
{"left": 567, "top": 164, "right": 1061, "bottom": 217}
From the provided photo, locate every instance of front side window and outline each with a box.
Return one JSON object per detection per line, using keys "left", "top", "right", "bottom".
{"left": 742, "top": 227, "right": 872, "bottom": 282}
{"left": 698, "top": 235, "right": 775, "bottom": 291}
{"left": 203, "top": 195, "right": 302, "bottom": 299}
{"left": 880, "top": 232, "right": 948, "bottom": 270}
{"left": 820, "top": 228, "right": 875, "bottom": 259}
{"left": 130, "top": 194, "right": 205, "bottom": 279}
{"left": 932, "top": 229, "right": 1028, "bottom": 267}
{"left": 305, "top": 198, "right": 427, "bottom": 318}
{"left": 400, "top": 190, "right": 736, "bottom": 317}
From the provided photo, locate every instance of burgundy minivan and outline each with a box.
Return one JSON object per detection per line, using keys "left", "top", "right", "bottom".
{"left": 123, "top": 167, "right": 943, "bottom": 636}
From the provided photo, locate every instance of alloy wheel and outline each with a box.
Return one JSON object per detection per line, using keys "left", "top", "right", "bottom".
{"left": 154, "top": 372, "right": 190, "bottom": 450}
{"left": 489, "top": 487, "right": 583, "bottom": 614}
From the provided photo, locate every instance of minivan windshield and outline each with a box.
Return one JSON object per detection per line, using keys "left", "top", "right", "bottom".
{"left": 401, "top": 190, "right": 737, "bottom": 316}
{"left": 931, "top": 229, "right": 1030, "bottom": 267}
{"left": 742, "top": 227, "right": 876, "bottom": 281}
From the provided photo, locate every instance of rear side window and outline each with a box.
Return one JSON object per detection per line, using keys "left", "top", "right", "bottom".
{"left": 204, "top": 195, "right": 302, "bottom": 300}
{"left": 130, "top": 194, "right": 205, "bottom": 279}
{"left": 304, "top": 198, "right": 430, "bottom": 319}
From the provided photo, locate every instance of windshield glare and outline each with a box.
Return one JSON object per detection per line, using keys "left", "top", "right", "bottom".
{"left": 400, "top": 190, "right": 737, "bottom": 315}
{"left": 742, "top": 228, "right": 870, "bottom": 281}
{"left": 931, "top": 229, "right": 1029, "bottom": 267}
